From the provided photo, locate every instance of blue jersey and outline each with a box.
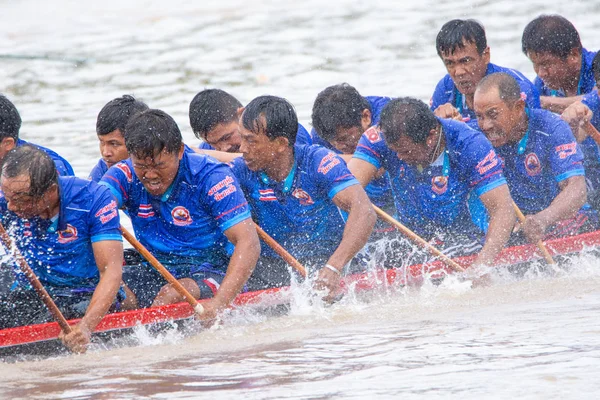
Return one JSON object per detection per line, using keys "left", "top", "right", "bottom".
{"left": 431, "top": 63, "right": 540, "bottom": 127}
{"left": 88, "top": 159, "right": 108, "bottom": 182}
{"left": 100, "top": 151, "right": 251, "bottom": 271}
{"left": 307, "top": 96, "right": 395, "bottom": 210}
{"left": 495, "top": 109, "right": 584, "bottom": 214}
{"left": 354, "top": 119, "right": 507, "bottom": 237}
{"left": 200, "top": 124, "right": 312, "bottom": 149}
{"left": 18, "top": 139, "right": 74, "bottom": 176}
{"left": 230, "top": 145, "right": 359, "bottom": 260}
{"left": 535, "top": 48, "right": 597, "bottom": 97}
{"left": 0, "top": 177, "right": 121, "bottom": 292}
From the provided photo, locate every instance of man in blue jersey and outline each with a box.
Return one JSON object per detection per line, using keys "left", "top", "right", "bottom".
{"left": 101, "top": 109, "right": 260, "bottom": 320}
{"left": 88, "top": 95, "right": 149, "bottom": 182}
{"left": 0, "top": 146, "right": 124, "bottom": 353}
{"left": 348, "top": 98, "right": 515, "bottom": 268}
{"left": 0, "top": 94, "right": 74, "bottom": 176}
{"left": 522, "top": 15, "right": 597, "bottom": 113}
{"left": 229, "top": 95, "right": 376, "bottom": 297}
{"left": 432, "top": 19, "right": 539, "bottom": 127}
{"left": 561, "top": 52, "right": 600, "bottom": 210}
{"left": 474, "top": 73, "right": 594, "bottom": 243}
{"left": 189, "top": 88, "right": 312, "bottom": 156}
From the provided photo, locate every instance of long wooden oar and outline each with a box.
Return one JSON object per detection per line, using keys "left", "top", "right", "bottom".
{"left": 119, "top": 226, "right": 205, "bottom": 315}
{"left": 372, "top": 205, "right": 465, "bottom": 273}
{"left": 512, "top": 203, "right": 555, "bottom": 265}
{"left": 253, "top": 222, "right": 307, "bottom": 277}
{"left": 0, "top": 222, "right": 72, "bottom": 334}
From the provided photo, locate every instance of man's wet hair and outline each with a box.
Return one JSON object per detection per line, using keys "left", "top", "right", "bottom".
{"left": 521, "top": 15, "right": 582, "bottom": 59}
{"left": 124, "top": 109, "right": 183, "bottom": 160}
{"left": 189, "top": 89, "right": 243, "bottom": 140}
{"left": 2, "top": 145, "right": 58, "bottom": 198}
{"left": 379, "top": 97, "right": 438, "bottom": 145}
{"left": 0, "top": 95, "right": 21, "bottom": 141}
{"left": 311, "top": 83, "right": 371, "bottom": 142}
{"left": 592, "top": 52, "right": 600, "bottom": 85}
{"left": 477, "top": 73, "right": 522, "bottom": 104}
{"left": 241, "top": 95, "right": 298, "bottom": 146}
{"left": 436, "top": 19, "right": 487, "bottom": 57}
{"left": 96, "top": 95, "right": 149, "bottom": 136}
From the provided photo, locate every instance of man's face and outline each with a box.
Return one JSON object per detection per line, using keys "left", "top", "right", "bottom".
{"left": 98, "top": 129, "right": 128, "bottom": 168}
{"left": 204, "top": 121, "right": 242, "bottom": 153}
{"left": 386, "top": 133, "right": 434, "bottom": 166}
{"left": 440, "top": 41, "right": 490, "bottom": 96}
{"left": 474, "top": 87, "right": 524, "bottom": 148}
{"left": 239, "top": 118, "right": 287, "bottom": 172}
{"left": 328, "top": 109, "right": 372, "bottom": 155}
{"left": 527, "top": 51, "right": 579, "bottom": 91}
{"left": 130, "top": 145, "right": 184, "bottom": 196}
{"left": 1, "top": 174, "right": 53, "bottom": 219}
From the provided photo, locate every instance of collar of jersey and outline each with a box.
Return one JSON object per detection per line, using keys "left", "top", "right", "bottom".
{"left": 259, "top": 160, "right": 297, "bottom": 194}
{"left": 517, "top": 108, "right": 531, "bottom": 155}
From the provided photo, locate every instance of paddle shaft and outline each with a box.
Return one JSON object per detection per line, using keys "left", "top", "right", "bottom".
{"left": 0, "top": 222, "right": 72, "bottom": 333}
{"left": 512, "top": 203, "right": 555, "bottom": 265}
{"left": 372, "top": 205, "right": 465, "bottom": 273}
{"left": 119, "top": 226, "right": 204, "bottom": 314}
{"left": 253, "top": 222, "right": 307, "bottom": 277}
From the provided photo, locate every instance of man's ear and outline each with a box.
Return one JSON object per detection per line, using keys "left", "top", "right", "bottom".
{"left": 177, "top": 143, "right": 185, "bottom": 159}
{"left": 482, "top": 46, "right": 491, "bottom": 64}
{"left": 0, "top": 137, "right": 15, "bottom": 152}
{"left": 274, "top": 136, "right": 291, "bottom": 149}
{"left": 236, "top": 107, "right": 245, "bottom": 119}
{"left": 361, "top": 109, "right": 372, "bottom": 131}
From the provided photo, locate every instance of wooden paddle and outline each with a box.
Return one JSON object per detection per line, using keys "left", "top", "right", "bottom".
{"left": 253, "top": 222, "right": 307, "bottom": 277}
{"left": 0, "top": 222, "right": 72, "bottom": 334}
{"left": 119, "top": 226, "right": 205, "bottom": 315}
{"left": 372, "top": 205, "right": 465, "bottom": 273}
{"left": 512, "top": 203, "right": 555, "bottom": 265}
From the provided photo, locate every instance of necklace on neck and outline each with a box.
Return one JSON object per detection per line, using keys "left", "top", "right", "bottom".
{"left": 430, "top": 125, "right": 444, "bottom": 164}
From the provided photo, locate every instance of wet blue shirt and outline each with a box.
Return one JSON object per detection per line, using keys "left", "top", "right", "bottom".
{"left": 0, "top": 177, "right": 121, "bottom": 292}
{"left": 18, "top": 139, "right": 74, "bottom": 176}
{"left": 534, "top": 48, "right": 597, "bottom": 97}
{"left": 353, "top": 119, "right": 507, "bottom": 237}
{"left": 230, "top": 145, "right": 359, "bottom": 260}
{"left": 431, "top": 63, "right": 540, "bottom": 127}
{"left": 495, "top": 109, "right": 584, "bottom": 214}
{"left": 100, "top": 152, "right": 251, "bottom": 270}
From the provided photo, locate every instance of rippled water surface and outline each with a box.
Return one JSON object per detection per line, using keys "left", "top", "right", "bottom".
{"left": 1, "top": 0, "right": 600, "bottom": 398}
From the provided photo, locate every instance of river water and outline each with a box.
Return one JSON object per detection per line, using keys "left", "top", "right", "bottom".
{"left": 1, "top": 0, "right": 600, "bottom": 398}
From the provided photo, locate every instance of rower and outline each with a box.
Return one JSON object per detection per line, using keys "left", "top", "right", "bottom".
{"left": 100, "top": 109, "right": 260, "bottom": 320}
{"left": 0, "top": 145, "right": 124, "bottom": 352}
{"left": 561, "top": 52, "right": 600, "bottom": 210}
{"left": 229, "top": 95, "right": 376, "bottom": 296}
{"left": 189, "top": 88, "right": 312, "bottom": 153}
{"left": 0, "top": 94, "right": 74, "bottom": 176}
{"left": 348, "top": 97, "right": 515, "bottom": 268}
{"left": 431, "top": 19, "right": 539, "bottom": 128}
{"left": 474, "top": 72, "right": 596, "bottom": 243}
{"left": 522, "top": 14, "right": 597, "bottom": 113}
{"left": 88, "top": 95, "right": 149, "bottom": 182}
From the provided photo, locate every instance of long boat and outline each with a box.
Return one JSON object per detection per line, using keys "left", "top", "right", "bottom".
{"left": 2, "top": 229, "right": 600, "bottom": 359}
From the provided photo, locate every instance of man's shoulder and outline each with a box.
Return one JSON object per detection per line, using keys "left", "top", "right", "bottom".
{"left": 488, "top": 63, "right": 533, "bottom": 84}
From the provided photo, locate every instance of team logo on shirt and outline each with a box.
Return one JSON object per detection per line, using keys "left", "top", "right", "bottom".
{"left": 171, "top": 206, "right": 192, "bottom": 226}
{"left": 95, "top": 200, "right": 118, "bottom": 224}
{"left": 555, "top": 142, "right": 577, "bottom": 160}
{"left": 431, "top": 176, "right": 448, "bottom": 195}
{"left": 364, "top": 126, "right": 382, "bottom": 144}
{"left": 258, "top": 189, "right": 277, "bottom": 201}
{"left": 318, "top": 152, "right": 341, "bottom": 175}
{"left": 475, "top": 150, "right": 499, "bottom": 176}
{"left": 137, "top": 204, "right": 155, "bottom": 218}
{"left": 57, "top": 224, "right": 78, "bottom": 244}
{"left": 292, "top": 188, "right": 315, "bottom": 205}
{"left": 115, "top": 163, "right": 133, "bottom": 182}
{"left": 524, "top": 153, "right": 542, "bottom": 176}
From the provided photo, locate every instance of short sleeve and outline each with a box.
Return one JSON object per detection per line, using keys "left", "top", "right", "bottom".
{"left": 548, "top": 119, "right": 585, "bottom": 182}
{"left": 310, "top": 147, "right": 359, "bottom": 199}
{"left": 202, "top": 164, "right": 251, "bottom": 232}
{"left": 198, "top": 141, "right": 215, "bottom": 150}
{"left": 353, "top": 126, "right": 389, "bottom": 170}
{"left": 88, "top": 185, "right": 122, "bottom": 243}
{"left": 430, "top": 76, "right": 452, "bottom": 112}
{"left": 295, "top": 123, "right": 313, "bottom": 146}
{"left": 99, "top": 161, "right": 134, "bottom": 208}
{"left": 460, "top": 134, "right": 507, "bottom": 197}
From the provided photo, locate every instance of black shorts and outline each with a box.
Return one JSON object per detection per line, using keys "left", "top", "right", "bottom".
{"left": 122, "top": 264, "right": 225, "bottom": 309}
